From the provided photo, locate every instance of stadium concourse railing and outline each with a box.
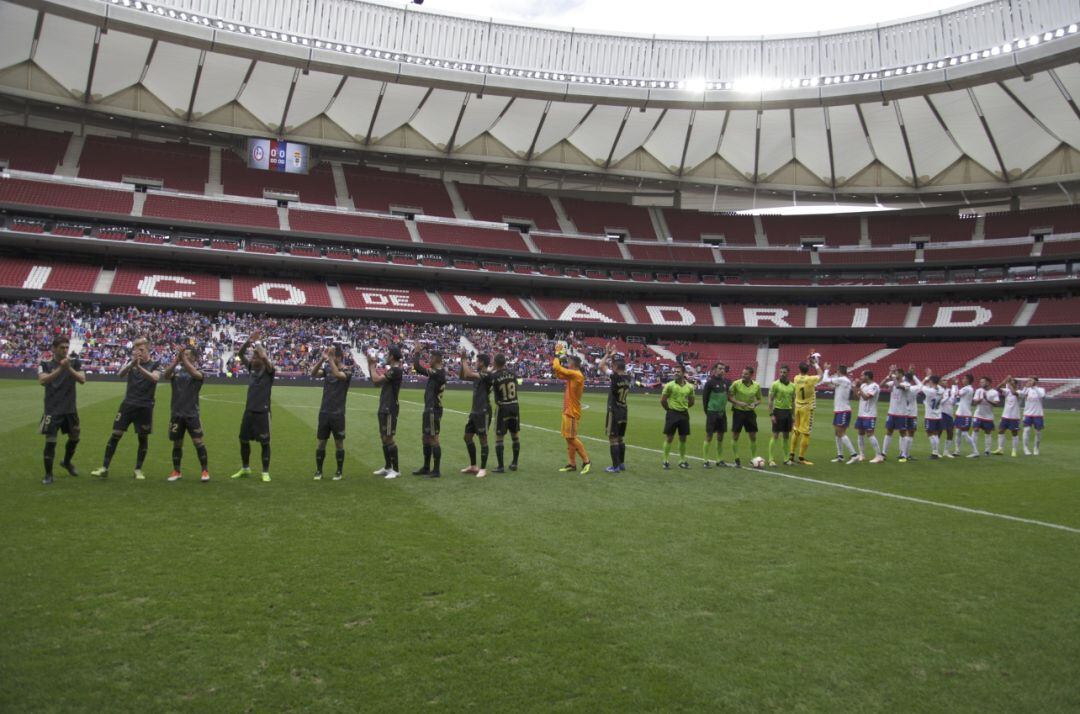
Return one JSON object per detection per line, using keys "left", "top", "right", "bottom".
{"left": 3, "top": 172, "right": 1080, "bottom": 295}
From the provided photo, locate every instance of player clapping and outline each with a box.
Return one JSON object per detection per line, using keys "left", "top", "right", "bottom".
{"left": 972, "top": 377, "right": 1000, "bottom": 456}
{"left": 993, "top": 377, "right": 1021, "bottom": 457}
{"left": 1019, "top": 377, "right": 1045, "bottom": 455}
{"left": 412, "top": 349, "right": 447, "bottom": 478}
{"left": 311, "top": 345, "right": 353, "bottom": 481}
{"left": 369, "top": 346, "right": 403, "bottom": 479}
{"left": 91, "top": 337, "right": 160, "bottom": 480}
{"left": 459, "top": 350, "right": 494, "bottom": 478}
{"left": 230, "top": 332, "right": 275, "bottom": 482}
{"left": 165, "top": 343, "right": 209, "bottom": 482}
{"left": 38, "top": 336, "right": 86, "bottom": 484}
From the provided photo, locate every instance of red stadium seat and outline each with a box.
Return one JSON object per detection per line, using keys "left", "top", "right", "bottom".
{"left": 561, "top": 197, "right": 655, "bottom": 239}
{"left": 0, "top": 178, "right": 133, "bottom": 214}
{"left": 0, "top": 126, "right": 69, "bottom": 173}
{"left": 79, "top": 136, "right": 209, "bottom": 193}
{"left": 417, "top": 222, "right": 529, "bottom": 252}
{"left": 531, "top": 234, "right": 622, "bottom": 259}
{"left": 221, "top": 152, "right": 336, "bottom": 205}
{"left": 344, "top": 166, "right": 455, "bottom": 217}
{"left": 457, "top": 183, "right": 560, "bottom": 230}
{"left": 110, "top": 266, "right": 220, "bottom": 301}
{"left": 662, "top": 209, "right": 756, "bottom": 245}
{"left": 289, "top": 209, "right": 412, "bottom": 241}
{"left": 143, "top": 194, "right": 278, "bottom": 229}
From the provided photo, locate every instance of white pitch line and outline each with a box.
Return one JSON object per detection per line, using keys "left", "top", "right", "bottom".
{"left": 201, "top": 392, "right": 1080, "bottom": 535}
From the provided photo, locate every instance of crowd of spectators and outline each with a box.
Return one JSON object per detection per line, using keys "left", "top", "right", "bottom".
{"left": 0, "top": 299, "right": 696, "bottom": 387}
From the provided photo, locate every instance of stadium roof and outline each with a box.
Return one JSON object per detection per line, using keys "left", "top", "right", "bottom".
{"left": 1, "top": 0, "right": 1079, "bottom": 202}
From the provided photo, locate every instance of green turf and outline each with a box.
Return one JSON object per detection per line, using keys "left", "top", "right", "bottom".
{"left": 1, "top": 378, "right": 1078, "bottom": 712}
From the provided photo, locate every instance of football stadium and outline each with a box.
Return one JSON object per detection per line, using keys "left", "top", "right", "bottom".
{"left": 1, "top": 0, "right": 1079, "bottom": 709}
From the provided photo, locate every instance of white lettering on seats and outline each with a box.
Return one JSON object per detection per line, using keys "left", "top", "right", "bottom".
{"left": 137, "top": 275, "right": 196, "bottom": 299}
{"left": 252, "top": 282, "right": 306, "bottom": 305}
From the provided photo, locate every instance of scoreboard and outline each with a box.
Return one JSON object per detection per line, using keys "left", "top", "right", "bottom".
{"left": 246, "top": 138, "right": 309, "bottom": 174}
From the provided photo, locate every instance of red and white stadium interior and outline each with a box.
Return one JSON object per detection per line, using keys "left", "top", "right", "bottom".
{"left": 1, "top": 0, "right": 1079, "bottom": 395}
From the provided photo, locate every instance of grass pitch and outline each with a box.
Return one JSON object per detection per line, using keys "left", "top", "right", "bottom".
{"left": 1, "top": 378, "right": 1078, "bottom": 712}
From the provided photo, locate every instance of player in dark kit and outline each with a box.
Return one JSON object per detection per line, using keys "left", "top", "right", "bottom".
{"left": 459, "top": 351, "right": 494, "bottom": 478}
{"left": 599, "top": 344, "right": 631, "bottom": 473}
{"left": 230, "top": 333, "right": 275, "bottom": 482}
{"left": 38, "top": 336, "right": 86, "bottom": 484}
{"left": 491, "top": 353, "right": 521, "bottom": 474}
{"left": 92, "top": 337, "right": 161, "bottom": 481}
{"left": 412, "top": 349, "right": 446, "bottom": 478}
{"left": 311, "top": 345, "right": 353, "bottom": 481}
{"left": 369, "top": 346, "right": 403, "bottom": 479}
{"left": 165, "top": 344, "right": 210, "bottom": 482}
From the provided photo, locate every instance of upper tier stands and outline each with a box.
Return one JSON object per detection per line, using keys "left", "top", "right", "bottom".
{"left": 417, "top": 222, "right": 529, "bottom": 252}
{"left": 916, "top": 300, "right": 1021, "bottom": 327}
{"left": 816, "top": 303, "right": 910, "bottom": 328}
{"left": 818, "top": 247, "right": 915, "bottom": 265}
{"left": 0, "top": 126, "right": 69, "bottom": 174}
{"left": 532, "top": 234, "right": 622, "bottom": 259}
{"left": 561, "top": 197, "right": 655, "bottom": 239}
{"left": 1041, "top": 238, "right": 1080, "bottom": 257}
{"left": 457, "top": 183, "right": 560, "bottom": 230}
{"left": 626, "top": 243, "right": 715, "bottom": 263}
{"left": 721, "top": 248, "right": 811, "bottom": 265}
{"left": 984, "top": 206, "right": 1080, "bottom": 240}
{"left": 661, "top": 209, "right": 757, "bottom": 245}
{"left": 78, "top": 136, "right": 209, "bottom": 193}
{"left": 344, "top": 166, "right": 454, "bottom": 217}
{"left": 142, "top": 194, "right": 278, "bottom": 229}
{"left": 289, "top": 210, "right": 412, "bottom": 242}
{"left": 923, "top": 242, "right": 1033, "bottom": 263}
{"left": 221, "top": 152, "right": 336, "bottom": 205}
{"left": 0, "top": 178, "right": 133, "bottom": 214}
{"left": 867, "top": 214, "right": 975, "bottom": 245}
{"left": 759, "top": 215, "right": 861, "bottom": 246}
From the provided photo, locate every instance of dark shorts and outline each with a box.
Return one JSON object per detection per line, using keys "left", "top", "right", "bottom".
{"left": 771, "top": 408, "right": 793, "bottom": 434}
{"left": 422, "top": 408, "right": 442, "bottom": 437}
{"left": 115, "top": 405, "right": 153, "bottom": 435}
{"left": 496, "top": 405, "right": 520, "bottom": 436}
{"left": 705, "top": 410, "right": 727, "bottom": 436}
{"left": 239, "top": 410, "right": 271, "bottom": 442}
{"left": 465, "top": 410, "right": 489, "bottom": 436}
{"left": 169, "top": 415, "right": 204, "bottom": 440}
{"left": 663, "top": 410, "right": 691, "bottom": 438}
{"left": 606, "top": 406, "right": 628, "bottom": 438}
{"left": 40, "top": 412, "right": 79, "bottom": 438}
{"left": 317, "top": 412, "right": 346, "bottom": 441}
{"left": 732, "top": 409, "right": 758, "bottom": 434}
{"left": 378, "top": 411, "right": 398, "bottom": 438}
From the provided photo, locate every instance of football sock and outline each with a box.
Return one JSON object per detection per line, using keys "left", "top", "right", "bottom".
{"left": 834, "top": 436, "right": 843, "bottom": 456}
{"left": 495, "top": 441, "right": 505, "bottom": 468}
{"left": 315, "top": 447, "right": 326, "bottom": 472}
{"left": 63, "top": 439, "right": 78, "bottom": 464}
{"left": 1034, "top": 431, "right": 1042, "bottom": 451}
{"left": 135, "top": 435, "right": 149, "bottom": 469}
{"left": 1022, "top": 427, "right": 1030, "bottom": 451}
{"left": 750, "top": 439, "right": 758, "bottom": 458}
{"left": 466, "top": 441, "right": 477, "bottom": 467}
{"left": 798, "top": 434, "right": 810, "bottom": 459}
{"left": 768, "top": 436, "right": 776, "bottom": 462}
{"left": 662, "top": 440, "right": 672, "bottom": 462}
{"left": 929, "top": 434, "right": 939, "bottom": 453}
{"left": 857, "top": 433, "right": 865, "bottom": 456}
{"left": 610, "top": 444, "right": 619, "bottom": 467}
{"left": 997, "top": 433, "right": 1005, "bottom": 450}
{"left": 567, "top": 442, "right": 577, "bottom": 466}
{"left": 984, "top": 433, "right": 993, "bottom": 452}
{"left": 387, "top": 443, "right": 398, "bottom": 471}
{"left": 422, "top": 444, "right": 432, "bottom": 470}
{"left": 43, "top": 440, "right": 56, "bottom": 475}
{"left": 882, "top": 434, "right": 892, "bottom": 456}
{"left": 901, "top": 436, "right": 911, "bottom": 458}
{"left": 260, "top": 443, "right": 271, "bottom": 471}
{"left": 573, "top": 439, "right": 588, "bottom": 463}
{"left": 702, "top": 440, "right": 710, "bottom": 461}
{"left": 172, "top": 445, "right": 183, "bottom": 470}
{"left": 103, "top": 434, "right": 120, "bottom": 467}
{"left": 240, "top": 441, "right": 251, "bottom": 469}
{"left": 432, "top": 445, "right": 442, "bottom": 471}
{"left": 480, "top": 444, "right": 489, "bottom": 469}
{"left": 195, "top": 444, "right": 208, "bottom": 470}
{"left": 842, "top": 435, "right": 855, "bottom": 456}
{"left": 677, "top": 440, "right": 687, "bottom": 461}
{"left": 789, "top": 433, "right": 801, "bottom": 460}
{"left": 512, "top": 439, "right": 520, "bottom": 465}
{"left": 381, "top": 444, "right": 391, "bottom": 469}
{"left": 966, "top": 432, "right": 978, "bottom": 453}
{"left": 869, "top": 435, "right": 881, "bottom": 456}
{"left": 335, "top": 449, "right": 345, "bottom": 473}
{"left": 946, "top": 438, "right": 955, "bottom": 453}
{"left": 1011, "top": 435, "right": 1018, "bottom": 452}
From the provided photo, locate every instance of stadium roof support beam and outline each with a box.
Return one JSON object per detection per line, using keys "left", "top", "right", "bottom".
{"left": 83, "top": 27, "right": 101, "bottom": 104}
{"left": 894, "top": 102, "right": 920, "bottom": 189}
{"left": 185, "top": 51, "right": 206, "bottom": 123}
{"left": 445, "top": 93, "right": 469, "bottom": 154}
{"left": 676, "top": 110, "right": 695, "bottom": 176}
{"left": 364, "top": 82, "right": 387, "bottom": 146}
{"left": 966, "top": 88, "right": 1010, "bottom": 183}
{"left": 28, "top": 10, "right": 44, "bottom": 61}
{"left": 604, "top": 107, "right": 632, "bottom": 169}
{"left": 138, "top": 40, "right": 158, "bottom": 85}
{"left": 1047, "top": 69, "right": 1080, "bottom": 123}
{"left": 278, "top": 68, "right": 300, "bottom": 135}
{"left": 824, "top": 107, "right": 837, "bottom": 189}
{"left": 996, "top": 81, "right": 1064, "bottom": 144}
{"left": 322, "top": 75, "right": 349, "bottom": 115}
{"left": 752, "top": 110, "right": 762, "bottom": 183}
{"left": 524, "top": 101, "right": 551, "bottom": 162}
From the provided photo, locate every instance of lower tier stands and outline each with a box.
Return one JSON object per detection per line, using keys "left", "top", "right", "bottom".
{"left": 978, "top": 338, "right": 1080, "bottom": 380}
{"left": 775, "top": 344, "right": 887, "bottom": 372}
{"left": 855, "top": 341, "right": 1000, "bottom": 382}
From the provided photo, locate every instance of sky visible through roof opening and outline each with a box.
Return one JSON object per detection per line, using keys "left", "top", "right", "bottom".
{"left": 422, "top": 0, "right": 961, "bottom": 37}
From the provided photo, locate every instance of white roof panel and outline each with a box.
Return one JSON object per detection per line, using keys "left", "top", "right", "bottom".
{"left": 927, "top": 89, "right": 999, "bottom": 175}
{"left": 192, "top": 52, "right": 251, "bottom": 117}
{"left": 0, "top": 1, "right": 36, "bottom": 71}
{"left": 568, "top": 104, "right": 627, "bottom": 164}
{"left": 451, "top": 94, "right": 513, "bottom": 150}
{"left": 1002, "top": 73, "right": 1080, "bottom": 151}
{"left": 859, "top": 101, "right": 910, "bottom": 181}
{"left": 488, "top": 97, "right": 546, "bottom": 155}
{"left": 90, "top": 30, "right": 151, "bottom": 100}
{"left": 142, "top": 42, "right": 201, "bottom": 116}
{"left": 792, "top": 107, "right": 831, "bottom": 182}
{"left": 610, "top": 107, "right": 663, "bottom": 164}
{"left": 642, "top": 109, "right": 692, "bottom": 171}
{"left": 718, "top": 110, "right": 758, "bottom": 176}
{"left": 35, "top": 14, "right": 95, "bottom": 96}
{"left": 757, "top": 109, "right": 793, "bottom": 178}
{"left": 826, "top": 105, "right": 874, "bottom": 182}
{"left": 531, "top": 101, "right": 592, "bottom": 156}
{"left": 410, "top": 89, "right": 467, "bottom": 148}
{"left": 325, "top": 77, "right": 383, "bottom": 139}
{"left": 236, "top": 61, "right": 295, "bottom": 129}
{"left": 370, "top": 82, "right": 430, "bottom": 139}
{"left": 971, "top": 83, "right": 1059, "bottom": 174}
{"left": 681, "top": 110, "right": 726, "bottom": 171}
{"left": 283, "top": 70, "right": 342, "bottom": 130}
{"left": 897, "top": 96, "right": 961, "bottom": 181}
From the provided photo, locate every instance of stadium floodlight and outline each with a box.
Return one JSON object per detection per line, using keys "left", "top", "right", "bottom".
{"left": 1029, "top": 34, "right": 1039, "bottom": 45}
{"left": 1043, "top": 32, "right": 1053, "bottom": 41}
{"left": 1002, "top": 42, "right": 1012, "bottom": 52}
{"left": 1070, "top": 24, "right": 1078, "bottom": 33}
{"left": 1054, "top": 28, "right": 1064, "bottom": 37}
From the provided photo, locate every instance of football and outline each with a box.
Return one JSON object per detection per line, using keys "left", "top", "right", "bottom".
{"left": 555, "top": 339, "right": 568, "bottom": 356}
{"left": 809, "top": 352, "right": 822, "bottom": 364}
{"left": 751, "top": 456, "right": 766, "bottom": 469}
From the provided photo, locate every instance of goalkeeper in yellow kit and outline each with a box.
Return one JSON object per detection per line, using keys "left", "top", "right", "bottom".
{"left": 789, "top": 353, "right": 823, "bottom": 465}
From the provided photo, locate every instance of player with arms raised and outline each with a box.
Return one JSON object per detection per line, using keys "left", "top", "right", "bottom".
{"left": 491, "top": 354, "right": 522, "bottom": 474}
{"left": 599, "top": 345, "right": 631, "bottom": 473}
{"left": 856, "top": 371, "right": 883, "bottom": 464}
{"left": 953, "top": 374, "right": 978, "bottom": 456}
{"left": 920, "top": 371, "right": 947, "bottom": 459}
{"left": 553, "top": 342, "right": 590, "bottom": 474}
{"left": 459, "top": 351, "right": 494, "bottom": 478}
{"left": 165, "top": 343, "right": 209, "bottom": 482}
{"left": 1019, "top": 376, "right": 1045, "bottom": 455}
{"left": 822, "top": 363, "right": 856, "bottom": 463}
{"left": 38, "top": 336, "right": 86, "bottom": 485}
{"left": 311, "top": 345, "right": 353, "bottom": 481}
{"left": 92, "top": 337, "right": 160, "bottom": 481}
{"left": 972, "top": 376, "right": 1000, "bottom": 456}
{"left": 369, "top": 346, "right": 403, "bottom": 479}
{"left": 993, "top": 376, "right": 1021, "bottom": 457}
{"left": 230, "top": 333, "right": 275, "bottom": 482}
{"left": 412, "top": 349, "right": 446, "bottom": 478}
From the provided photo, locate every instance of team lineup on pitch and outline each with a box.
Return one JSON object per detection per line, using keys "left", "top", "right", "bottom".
{"left": 37, "top": 334, "right": 1049, "bottom": 486}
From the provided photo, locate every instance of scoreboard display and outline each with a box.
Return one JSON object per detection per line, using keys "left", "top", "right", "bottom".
{"left": 246, "top": 138, "right": 309, "bottom": 174}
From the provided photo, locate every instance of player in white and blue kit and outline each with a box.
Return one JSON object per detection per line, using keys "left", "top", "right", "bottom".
{"left": 993, "top": 377, "right": 1021, "bottom": 457}
{"left": 921, "top": 372, "right": 947, "bottom": 459}
{"left": 972, "top": 377, "right": 1000, "bottom": 456}
{"left": 954, "top": 374, "right": 978, "bottom": 456}
{"left": 823, "top": 364, "right": 856, "bottom": 463}
{"left": 1020, "top": 377, "right": 1045, "bottom": 456}
{"left": 899, "top": 371, "right": 921, "bottom": 462}
{"left": 854, "top": 371, "right": 881, "bottom": 464}
{"left": 878, "top": 368, "right": 909, "bottom": 463}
